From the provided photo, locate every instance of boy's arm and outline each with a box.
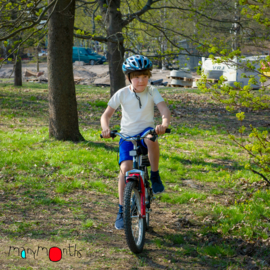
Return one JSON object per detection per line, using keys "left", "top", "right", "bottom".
{"left": 101, "top": 106, "right": 115, "bottom": 138}
{"left": 156, "top": 101, "right": 171, "bottom": 135}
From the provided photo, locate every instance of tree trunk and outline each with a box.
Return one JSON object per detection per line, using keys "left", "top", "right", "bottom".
{"left": 14, "top": 54, "right": 22, "bottom": 86}
{"left": 47, "top": 0, "right": 84, "bottom": 141}
{"left": 232, "top": 1, "right": 241, "bottom": 51}
{"left": 105, "top": 0, "right": 126, "bottom": 96}
{"left": 36, "top": 46, "right": 39, "bottom": 72}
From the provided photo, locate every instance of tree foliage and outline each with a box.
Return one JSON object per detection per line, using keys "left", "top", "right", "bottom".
{"left": 197, "top": 0, "right": 270, "bottom": 184}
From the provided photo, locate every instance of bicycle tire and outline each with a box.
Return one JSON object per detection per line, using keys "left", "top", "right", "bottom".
{"left": 145, "top": 188, "right": 150, "bottom": 230}
{"left": 144, "top": 169, "right": 150, "bottom": 231}
{"left": 123, "top": 181, "right": 146, "bottom": 253}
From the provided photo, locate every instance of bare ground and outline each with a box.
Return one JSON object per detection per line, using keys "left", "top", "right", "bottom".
{"left": 0, "top": 63, "right": 174, "bottom": 86}
{"left": 1, "top": 184, "right": 269, "bottom": 269}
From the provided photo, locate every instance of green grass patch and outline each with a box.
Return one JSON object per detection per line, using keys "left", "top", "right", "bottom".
{"left": 160, "top": 191, "right": 207, "bottom": 204}
{"left": 212, "top": 189, "right": 270, "bottom": 238}
{"left": 165, "top": 234, "right": 185, "bottom": 245}
{"left": 197, "top": 244, "right": 236, "bottom": 257}
{"left": 154, "top": 238, "right": 162, "bottom": 248}
{"left": 88, "top": 100, "right": 107, "bottom": 108}
{"left": 82, "top": 219, "right": 94, "bottom": 229}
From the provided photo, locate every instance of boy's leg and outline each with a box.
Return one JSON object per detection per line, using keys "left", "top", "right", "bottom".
{"left": 115, "top": 160, "right": 132, "bottom": 230}
{"left": 144, "top": 136, "right": 159, "bottom": 171}
{"left": 144, "top": 136, "right": 165, "bottom": 194}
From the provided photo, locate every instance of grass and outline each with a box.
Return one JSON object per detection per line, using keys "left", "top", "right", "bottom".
{"left": 160, "top": 191, "right": 207, "bottom": 204}
{"left": 197, "top": 244, "right": 236, "bottom": 257}
{"left": 211, "top": 189, "right": 270, "bottom": 238}
{"left": 82, "top": 219, "right": 94, "bottom": 229}
{"left": 0, "top": 82, "right": 270, "bottom": 269}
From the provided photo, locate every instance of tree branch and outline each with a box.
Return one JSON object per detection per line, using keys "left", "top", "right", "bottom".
{"left": 135, "top": 17, "right": 204, "bottom": 53}
{"left": 74, "top": 27, "right": 124, "bottom": 43}
{"left": 250, "top": 169, "right": 270, "bottom": 185}
{"left": 122, "top": 0, "right": 160, "bottom": 27}
{"left": 147, "top": 6, "right": 241, "bottom": 24}
{"left": 0, "top": 0, "right": 58, "bottom": 41}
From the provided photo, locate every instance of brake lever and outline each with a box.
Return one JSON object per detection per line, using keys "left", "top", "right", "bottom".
{"left": 149, "top": 128, "right": 170, "bottom": 141}
{"left": 149, "top": 137, "right": 157, "bottom": 142}
{"left": 149, "top": 130, "right": 158, "bottom": 142}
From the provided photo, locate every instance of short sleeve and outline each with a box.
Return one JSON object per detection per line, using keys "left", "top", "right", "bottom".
{"left": 108, "top": 91, "right": 121, "bottom": 110}
{"left": 152, "top": 87, "right": 164, "bottom": 105}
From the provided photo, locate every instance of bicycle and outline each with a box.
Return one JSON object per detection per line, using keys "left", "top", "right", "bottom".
{"left": 101, "top": 128, "right": 170, "bottom": 253}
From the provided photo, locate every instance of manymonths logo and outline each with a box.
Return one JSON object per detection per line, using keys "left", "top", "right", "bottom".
{"left": 8, "top": 244, "right": 82, "bottom": 262}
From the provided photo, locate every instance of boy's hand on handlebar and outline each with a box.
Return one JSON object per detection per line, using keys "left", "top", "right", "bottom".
{"left": 155, "top": 124, "right": 168, "bottom": 135}
{"left": 101, "top": 128, "right": 112, "bottom": 139}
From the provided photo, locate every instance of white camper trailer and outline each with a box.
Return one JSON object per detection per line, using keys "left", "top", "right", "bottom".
{"left": 202, "top": 56, "right": 267, "bottom": 89}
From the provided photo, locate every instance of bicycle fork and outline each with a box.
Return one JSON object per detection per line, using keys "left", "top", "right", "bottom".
{"left": 126, "top": 173, "right": 146, "bottom": 218}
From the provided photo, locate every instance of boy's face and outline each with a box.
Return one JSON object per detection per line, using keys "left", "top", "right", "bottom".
{"left": 130, "top": 74, "right": 149, "bottom": 92}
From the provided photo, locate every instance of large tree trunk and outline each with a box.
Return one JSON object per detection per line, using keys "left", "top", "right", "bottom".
{"left": 14, "top": 55, "right": 22, "bottom": 86}
{"left": 101, "top": 0, "right": 126, "bottom": 96}
{"left": 47, "top": 0, "right": 84, "bottom": 141}
{"left": 12, "top": 0, "right": 22, "bottom": 87}
{"left": 36, "top": 46, "right": 39, "bottom": 72}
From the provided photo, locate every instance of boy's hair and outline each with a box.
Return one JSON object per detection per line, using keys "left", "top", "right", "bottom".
{"left": 129, "top": 69, "right": 152, "bottom": 80}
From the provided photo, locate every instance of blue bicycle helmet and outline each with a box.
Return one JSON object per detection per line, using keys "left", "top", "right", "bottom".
{"left": 122, "top": 55, "right": 152, "bottom": 75}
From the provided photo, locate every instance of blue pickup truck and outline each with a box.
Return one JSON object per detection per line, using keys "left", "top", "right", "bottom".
{"left": 72, "top": 47, "right": 106, "bottom": 65}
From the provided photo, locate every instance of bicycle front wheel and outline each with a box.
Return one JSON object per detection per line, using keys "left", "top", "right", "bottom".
{"left": 123, "top": 181, "right": 146, "bottom": 253}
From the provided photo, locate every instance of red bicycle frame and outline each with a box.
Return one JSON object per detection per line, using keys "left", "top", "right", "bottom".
{"left": 126, "top": 173, "right": 146, "bottom": 218}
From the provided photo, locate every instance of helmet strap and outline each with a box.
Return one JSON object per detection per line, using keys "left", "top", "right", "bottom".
{"left": 133, "top": 89, "right": 142, "bottom": 109}
{"left": 129, "top": 73, "right": 142, "bottom": 109}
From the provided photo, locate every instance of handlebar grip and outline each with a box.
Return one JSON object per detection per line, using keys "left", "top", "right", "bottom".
{"left": 110, "top": 131, "right": 117, "bottom": 138}
{"left": 165, "top": 129, "right": 171, "bottom": 133}
{"left": 100, "top": 130, "right": 118, "bottom": 139}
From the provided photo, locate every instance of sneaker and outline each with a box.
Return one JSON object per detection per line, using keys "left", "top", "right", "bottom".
{"left": 115, "top": 213, "right": 124, "bottom": 230}
{"left": 151, "top": 175, "right": 165, "bottom": 195}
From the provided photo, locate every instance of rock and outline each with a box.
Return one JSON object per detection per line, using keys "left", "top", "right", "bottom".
{"left": 74, "top": 61, "right": 85, "bottom": 66}
{"left": 182, "top": 179, "right": 201, "bottom": 189}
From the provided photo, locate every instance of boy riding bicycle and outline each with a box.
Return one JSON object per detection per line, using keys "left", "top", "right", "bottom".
{"left": 100, "top": 55, "right": 171, "bottom": 230}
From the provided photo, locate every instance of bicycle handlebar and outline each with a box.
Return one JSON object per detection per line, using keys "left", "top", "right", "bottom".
{"left": 100, "top": 128, "right": 170, "bottom": 141}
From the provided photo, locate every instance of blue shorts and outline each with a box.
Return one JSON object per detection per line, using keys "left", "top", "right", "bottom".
{"left": 119, "top": 127, "right": 153, "bottom": 165}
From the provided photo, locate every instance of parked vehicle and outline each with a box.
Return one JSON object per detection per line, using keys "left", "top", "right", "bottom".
{"left": 38, "top": 51, "right": 47, "bottom": 57}
{"left": 72, "top": 47, "right": 106, "bottom": 65}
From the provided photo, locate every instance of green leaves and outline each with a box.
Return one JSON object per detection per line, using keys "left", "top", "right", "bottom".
{"left": 5, "top": 2, "right": 12, "bottom": 9}
{"left": 236, "top": 112, "right": 245, "bottom": 121}
{"left": 75, "top": 29, "right": 85, "bottom": 35}
{"left": 94, "top": 15, "right": 102, "bottom": 22}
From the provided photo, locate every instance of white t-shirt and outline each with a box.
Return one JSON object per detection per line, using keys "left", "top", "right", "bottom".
{"left": 108, "top": 85, "right": 164, "bottom": 136}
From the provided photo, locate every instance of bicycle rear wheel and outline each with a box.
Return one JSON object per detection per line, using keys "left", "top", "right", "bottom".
{"left": 145, "top": 211, "right": 150, "bottom": 230}
{"left": 123, "top": 181, "right": 145, "bottom": 253}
